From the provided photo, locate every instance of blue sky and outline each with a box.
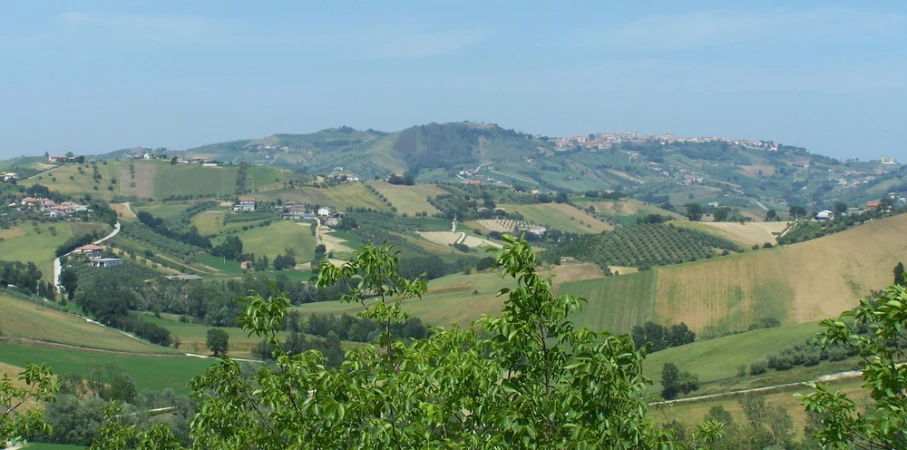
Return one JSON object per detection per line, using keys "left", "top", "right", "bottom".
{"left": 1, "top": 1, "right": 906, "bottom": 160}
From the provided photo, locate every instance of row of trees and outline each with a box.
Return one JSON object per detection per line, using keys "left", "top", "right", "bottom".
{"left": 630, "top": 321, "right": 695, "bottom": 352}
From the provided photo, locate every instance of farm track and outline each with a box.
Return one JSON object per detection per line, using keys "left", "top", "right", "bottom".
{"left": 0, "top": 336, "right": 177, "bottom": 357}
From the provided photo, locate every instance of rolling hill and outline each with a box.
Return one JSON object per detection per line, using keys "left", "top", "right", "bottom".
{"left": 557, "top": 213, "right": 907, "bottom": 334}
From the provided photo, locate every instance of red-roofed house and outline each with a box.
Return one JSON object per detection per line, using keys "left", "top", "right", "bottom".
{"left": 866, "top": 201, "right": 881, "bottom": 211}
{"left": 74, "top": 244, "right": 104, "bottom": 258}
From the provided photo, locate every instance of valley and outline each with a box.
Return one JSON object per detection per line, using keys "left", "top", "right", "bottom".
{"left": 2, "top": 122, "right": 906, "bottom": 448}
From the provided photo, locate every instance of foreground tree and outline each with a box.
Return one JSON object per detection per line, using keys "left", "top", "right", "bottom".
{"left": 803, "top": 284, "right": 907, "bottom": 448}
{"left": 89, "top": 236, "right": 670, "bottom": 448}
{"left": 0, "top": 363, "right": 58, "bottom": 445}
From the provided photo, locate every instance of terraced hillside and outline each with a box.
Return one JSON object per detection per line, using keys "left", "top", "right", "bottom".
{"left": 558, "top": 213, "right": 907, "bottom": 334}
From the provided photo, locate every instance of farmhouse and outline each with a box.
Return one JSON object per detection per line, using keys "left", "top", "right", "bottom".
{"left": 234, "top": 197, "right": 256, "bottom": 212}
{"left": 74, "top": 244, "right": 104, "bottom": 258}
{"left": 846, "top": 207, "right": 865, "bottom": 216}
{"left": 815, "top": 210, "right": 834, "bottom": 221}
{"left": 282, "top": 209, "right": 309, "bottom": 220}
{"left": 1, "top": 172, "right": 17, "bottom": 181}
{"left": 527, "top": 226, "right": 547, "bottom": 237}
{"left": 317, "top": 207, "right": 331, "bottom": 217}
{"left": 89, "top": 258, "right": 123, "bottom": 268}
{"left": 866, "top": 201, "right": 881, "bottom": 211}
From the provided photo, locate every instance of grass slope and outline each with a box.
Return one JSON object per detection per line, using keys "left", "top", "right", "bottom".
{"left": 558, "top": 271, "right": 658, "bottom": 333}
{"left": 0, "top": 343, "right": 211, "bottom": 393}
{"left": 0, "top": 223, "right": 73, "bottom": 278}
{"left": 154, "top": 164, "right": 239, "bottom": 199}
{"left": 498, "top": 203, "right": 612, "bottom": 234}
{"left": 30, "top": 162, "right": 122, "bottom": 198}
{"left": 222, "top": 221, "right": 317, "bottom": 262}
{"left": 558, "top": 213, "right": 907, "bottom": 333}
{"left": 367, "top": 181, "right": 445, "bottom": 215}
{"left": 0, "top": 294, "right": 173, "bottom": 354}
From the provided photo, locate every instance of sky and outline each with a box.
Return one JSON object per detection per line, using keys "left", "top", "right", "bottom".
{"left": 1, "top": 1, "right": 906, "bottom": 161}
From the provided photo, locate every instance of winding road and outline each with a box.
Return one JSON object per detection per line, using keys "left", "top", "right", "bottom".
{"left": 54, "top": 221, "right": 120, "bottom": 291}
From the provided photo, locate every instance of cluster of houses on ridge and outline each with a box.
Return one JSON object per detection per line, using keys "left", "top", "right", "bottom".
{"left": 813, "top": 198, "right": 903, "bottom": 221}
{"left": 231, "top": 197, "right": 345, "bottom": 227}
{"left": 10, "top": 197, "right": 90, "bottom": 217}
{"left": 280, "top": 202, "right": 344, "bottom": 226}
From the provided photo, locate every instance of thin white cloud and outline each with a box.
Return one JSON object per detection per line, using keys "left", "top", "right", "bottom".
{"left": 578, "top": 7, "right": 907, "bottom": 51}
{"left": 55, "top": 11, "right": 223, "bottom": 43}
{"left": 364, "top": 28, "right": 488, "bottom": 60}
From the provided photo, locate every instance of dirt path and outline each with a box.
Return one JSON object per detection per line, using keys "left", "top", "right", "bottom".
{"left": 0, "top": 336, "right": 177, "bottom": 357}
{"left": 650, "top": 367, "right": 866, "bottom": 407}
{"left": 304, "top": 219, "right": 353, "bottom": 254}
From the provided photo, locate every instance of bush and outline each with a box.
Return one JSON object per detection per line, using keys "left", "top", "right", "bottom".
{"left": 750, "top": 361, "right": 768, "bottom": 375}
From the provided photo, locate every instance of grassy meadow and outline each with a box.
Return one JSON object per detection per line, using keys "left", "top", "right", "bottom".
{"left": 0, "top": 343, "right": 212, "bottom": 393}
{"left": 0, "top": 222, "right": 74, "bottom": 278}
{"left": 558, "top": 270, "right": 659, "bottom": 333}
{"left": 133, "top": 203, "right": 191, "bottom": 219}
{"left": 30, "top": 162, "right": 122, "bottom": 198}
{"left": 498, "top": 203, "right": 612, "bottom": 234}
{"left": 153, "top": 164, "right": 239, "bottom": 199}
{"left": 0, "top": 294, "right": 174, "bottom": 354}
{"left": 215, "top": 221, "right": 317, "bottom": 262}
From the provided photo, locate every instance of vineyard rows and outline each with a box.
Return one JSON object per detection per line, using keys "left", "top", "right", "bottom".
{"left": 547, "top": 223, "right": 742, "bottom": 269}
{"left": 477, "top": 219, "right": 532, "bottom": 233}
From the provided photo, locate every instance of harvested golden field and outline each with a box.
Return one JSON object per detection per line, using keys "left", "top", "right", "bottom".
{"left": 367, "top": 181, "right": 446, "bottom": 215}
{"left": 498, "top": 203, "right": 612, "bottom": 234}
{"left": 548, "top": 263, "right": 606, "bottom": 286}
{"left": 678, "top": 221, "right": 789, "bottom": 246}
{"left": 560, "top": 214, "right": 907, "bottom": 333}
{"left": 110, "top": 202, "right": 137, "bottom": 219}
{"left": 120, "top": 160, "right": 156, "bottom": 198}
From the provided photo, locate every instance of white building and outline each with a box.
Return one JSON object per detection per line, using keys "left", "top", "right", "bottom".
{"left": 317, "top": 207, "right": 331, "bottom": 217}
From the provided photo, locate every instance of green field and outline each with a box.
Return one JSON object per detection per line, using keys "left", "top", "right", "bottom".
{"left": 498, "top": 203, "right": 611, "bottom": 234}
{"left": 26, "top": 443, "right": 86, "bottom": 449}
{"left": 153, "top": 164, "right": 240, "bottom": 199}
{"left": 191, "top": 209, "right": 228, "bottom": 235}
{"left": 193, "top": 254, "right": 243, "bottom": 274}
{"left": 0, "top": 222, "right": 73, "bottom": 279}
{"left": 219, "top": 221, "right": 317, "bottom": 262}
{"left": 133, "top": 203, "right": 191, "bottom": 218}
{"left": 31, "top": 162, "right": 122, "bottom": 198}
{"left": 558, "top": 271, "right": 659, "bottom": 333}
{"left": 0, "top": 344, "right": 212, "bottom": 393}
{"left": 0, "top": 294, "right": 174, "bottom": 354}
{"left": 643, "top": 322, "right": 825, "bottom": 388}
